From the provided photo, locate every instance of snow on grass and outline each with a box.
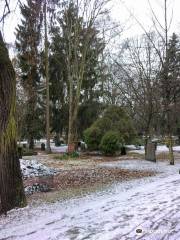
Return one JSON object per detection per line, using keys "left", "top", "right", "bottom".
{"left": 50, "top": 144, "right": 68, "bottom": 153}
{"left": 18, "top": 139, "right": 68, "bottom": 153}
{"left": 20, "top": 159, "right": 59, "bottom": 195}
{"left": 20, "top": 159, "right": 58, "bottom": 178}
{"left": 1, "top": 160, "right": 180, "bottom": 239}
{"left": 129, "top": 145, "right": 180, "bottom": 154}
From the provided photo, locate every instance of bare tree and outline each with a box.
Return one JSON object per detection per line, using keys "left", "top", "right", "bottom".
{"left": 148, "top": 0, "right": 176, "bottom": 164}
{"left": 119, "top": 0, "right": 176, "bottom": 164}
{"left": 111, "top": 34, "right": 161, "bottom": 157}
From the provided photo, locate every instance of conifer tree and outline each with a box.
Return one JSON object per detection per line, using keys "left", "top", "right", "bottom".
{"left": 15, "top": 0, "right": 43, "bottom": 149}
{"left": 49, "top": 3, "right": 105, "bottom": 141}
{"left": 160, "top": 33, "right": 180, "bottom": 165}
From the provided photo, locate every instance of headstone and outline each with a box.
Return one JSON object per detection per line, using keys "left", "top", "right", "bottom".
{"left": 18, "top": 147, "right": 22, "bottom": 159}
{"left": 121, "top": 146, "right": 126, "bottom": 155}
{"left": 41, "top": 143, "right": 45, "bottom": 151}
{"left": 146, "top": 142, "right": 156, "bottom": 162}
{"left": 54, "top": 135, "right": 61, "bottom": 147}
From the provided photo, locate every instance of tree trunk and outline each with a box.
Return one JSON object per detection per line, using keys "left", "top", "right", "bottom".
{"left": 44, "top": 0, "right": 51, "bottom": 154}
{"left": 144, "top": 136, "right": 148, "bottom": 160}
{"left": 68, "top": 112, "right": 77, "bottom": 153}
{"left": 0, "top": 32, "right": 26, "bottom": 214}
{"left": 29, "top": 136, "right": 34, "bottom": 150}
{"left": 168, "top": 135, "right": 174, "bottom": 165}
{"left": 67, "top": 70, "right": 78, "bottom": 152}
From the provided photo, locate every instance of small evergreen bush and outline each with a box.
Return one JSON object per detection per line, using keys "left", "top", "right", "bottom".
{"left": 100, "top": 131, "right": 121, "bottom": 155}
{"left": 84, "top": 126, "right": 102, "bottom": 150}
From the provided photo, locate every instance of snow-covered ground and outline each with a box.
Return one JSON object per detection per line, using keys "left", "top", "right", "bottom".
{"left": 21, "top": 159, "right": 58, "bottom": 178}
{"left": 18, "top": 140, "right": 68, "bottom": 153}
{"left": 50, "top": 145, "right": 68, "bottom": 153}
{"left": 1, "top": 160, "right": 180, "bottom": 240}
{"left": 129, "top": 145, "right": 180, "bottom": 154}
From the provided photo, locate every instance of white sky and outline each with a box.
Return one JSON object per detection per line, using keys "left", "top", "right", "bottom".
{"left": 1, "top": 0, "right": 180, "bottom": 44}
{"left": 111, "top": 0, "right": 180, "bottom": 37}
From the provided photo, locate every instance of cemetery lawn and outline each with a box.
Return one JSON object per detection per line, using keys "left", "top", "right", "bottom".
{"left": 23, "top": 153, "right": 155, "bottom": 203}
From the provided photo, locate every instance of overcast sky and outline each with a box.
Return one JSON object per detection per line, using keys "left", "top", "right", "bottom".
{"left": 1, "top": 0, "right": 180, "bottom": 45}
{"left": 112, "top": 0, "right": 180, "bottom": 37}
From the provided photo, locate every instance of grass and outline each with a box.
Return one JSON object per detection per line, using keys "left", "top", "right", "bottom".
{"left": 53, "top": 152, "right": 80, "bottom": 160}
{"left": 127, "top": 151, "right": 170, "bottom": 161}
{"left": 156, "top": 152, "right": 169, "bottom": 161}
{"left": 127, "top": 151, "right": 145, "bottom": 159}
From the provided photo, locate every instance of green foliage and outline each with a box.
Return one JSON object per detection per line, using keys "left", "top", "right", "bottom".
{"left": 92, "top": 117, "right": 112, "bottom": 135}
{"left": 94, "top": 106, "right": 136, "bottom": 143}
{"left": 100, "top": 131, "right": 122, "bottom": 155}
{"left": 84, "top": 106, "right": 136, "bottom": 151}
{"left": 133, "top": 138, "right": 143, "bottom": 147}
{"left": 159, "top": 33, "right": 180, "bottom": 135}
{"left": 15, "top": 0, "right": 44, "bottom": 148}
{"left": 77, "top": 102, "right": 103, "bottom": 137}
{"left": 49, "top": 3, "right": 105, "bottom": 138}
{"left": 84, "top": 126, "right": 102, "bottom": 151}
{"left": 53, "top": 152, "right": 79, "bottom": 160}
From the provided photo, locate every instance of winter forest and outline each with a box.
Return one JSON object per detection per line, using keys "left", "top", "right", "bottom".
{"left": 1, "top": 0, "right": 180, "bottom": 239}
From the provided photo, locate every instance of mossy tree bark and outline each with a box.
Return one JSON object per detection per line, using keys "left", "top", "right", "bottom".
{"left": 0, "top": 32, "right": 26, "bottom": 214}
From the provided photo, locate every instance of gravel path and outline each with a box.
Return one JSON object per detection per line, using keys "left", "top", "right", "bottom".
{"left": 1, "top": 160, "right": 180, "bottom": 240}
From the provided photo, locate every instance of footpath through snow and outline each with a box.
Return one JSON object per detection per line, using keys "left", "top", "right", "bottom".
{"left": 1, "top": 160, "right": 180, "bottom": 240}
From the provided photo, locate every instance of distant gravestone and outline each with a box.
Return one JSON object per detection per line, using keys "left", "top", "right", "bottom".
{"left": 41, "top": 143, "right": 45, "bottom": 151}
{"left": 121, "top": 146, "right": 126, "bottom": 155}
{"left": 146, "top": 142, "right": 156, "bottom": 162}
{"left": 18, "top": 147, "right": 22, "bottom": 159}
{"left": 54, "top": 135, "right": 61, "bottom": 147}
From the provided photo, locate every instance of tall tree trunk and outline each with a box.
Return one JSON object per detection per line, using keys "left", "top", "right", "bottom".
{"left": 168, "top": 135, "right": 174, "bottom": 165}
{"left": 0, "top": 32, "right": 26, "bottom": 214}
{"left": 44, "top": 0, "right": 51, "bottom": 153}
{"left": 29, "top": 136, "right": 34, "bottom": 150}
{"left": 164, "top": 0, "right": 174, "bottom": 165}
{"left": 144, "top": 136, "right": 148, "bottom": 160}
{"left": 68, "top": 107, "right": 78, "bottom": 152}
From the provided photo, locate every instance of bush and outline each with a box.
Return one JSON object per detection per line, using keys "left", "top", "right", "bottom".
{"left": 100, "top": 131, "right": 122, "bottom": 155}
{"left": 92, "top": 117, "right": 112, "bottom": 135}
{"left": 84, "top": 126, "right": 102, "bottom": 150}
{"left": 85, "top": 106, "right": 136, "bottom": 146}
{"left": 133, "top": 138, "right": 143, "bottom": 148}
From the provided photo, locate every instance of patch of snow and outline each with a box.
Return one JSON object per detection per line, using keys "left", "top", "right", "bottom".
{"left": 50, "top": 145, "right": 68, "bottom": 153}
{"left": 99, "top": 159, "right": 176, "bottom": 175}
{"left": 126, "top": 145, "right": 144, "bottom": 151}
{"left": 130, "top": 145, "right": 180, "bottom": 154}
{"left": 20, "top": 159, "right": 58, "bottom": 178}
{"left": 20, "top": 159, "right": 59, "bottom": 195}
